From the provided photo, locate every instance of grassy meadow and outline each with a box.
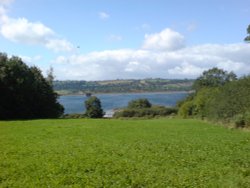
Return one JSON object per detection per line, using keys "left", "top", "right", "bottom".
{"left": 0, "top": 119, "right": 250, "bottom": 187}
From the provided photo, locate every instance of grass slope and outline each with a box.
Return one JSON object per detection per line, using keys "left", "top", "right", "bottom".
{"left": 0, "top": 119, "right": 249, "bottom": 187}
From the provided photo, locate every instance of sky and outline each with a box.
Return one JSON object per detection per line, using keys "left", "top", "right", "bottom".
{"left": 0, "top": 0, "right": 250, "bottom": 80}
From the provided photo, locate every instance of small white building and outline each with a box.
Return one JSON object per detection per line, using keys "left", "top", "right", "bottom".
{"left": 104, "top": 110, "right": 115, "bottom": 118}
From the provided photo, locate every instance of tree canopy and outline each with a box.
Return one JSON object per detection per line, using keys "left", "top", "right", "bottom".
{"left": 128, "top": 98, "right": 152, "bottom": 109}
{"left": 178, "top": 67, "right": 250, "bottom": 128}
{"left": 0, "top": 53, "right": 64, "bottom": 119}
{"left": 193, "top": 67, "right": 237, "bottom": 91}
{"left": 84, "top": 96, "right": 104, "bottom": 118}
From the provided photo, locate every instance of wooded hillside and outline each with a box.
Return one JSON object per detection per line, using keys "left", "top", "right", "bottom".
{"left": 53, "top": 79, "right": 194, "bottom": 95}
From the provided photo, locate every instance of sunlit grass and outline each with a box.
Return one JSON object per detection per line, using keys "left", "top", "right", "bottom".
{"left": 0, "top": 119, "right": 249, "bottom": 187}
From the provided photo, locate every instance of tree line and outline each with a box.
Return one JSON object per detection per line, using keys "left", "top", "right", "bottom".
{"left": 0, "top": 53, "right": 64, "bottom": 119}
{"left": 177, "top": 68, "right": 250, "bottom": 128}
{"left": 177, "top": 26, "right": 250, "bottom": 128}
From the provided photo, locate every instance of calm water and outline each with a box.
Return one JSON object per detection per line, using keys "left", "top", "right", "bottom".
{"left": 58, "top": 92, "right": 188, "bottom": 114}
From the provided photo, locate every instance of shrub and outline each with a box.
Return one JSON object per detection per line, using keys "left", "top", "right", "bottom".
{"left": 234, "top": 111, "right": 250, "bottom": 128}
{"left": 244, "top": 111, "right": 250, "bottom": 127}
{"left": 178, "top": 101, "right": 194, "bottom": 118}
{"left": 114, "top": 106, "right": 177, "bottom": 118}
{"left": 128, "top": 98, "right": 152, "bottom": 109}
{"left": 234, "top": 114, "right": 245, "bottom": 128}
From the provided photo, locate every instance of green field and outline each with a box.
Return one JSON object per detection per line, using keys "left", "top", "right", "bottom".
{"left": 0, "top": 119, "right": 249, "bottom": 187}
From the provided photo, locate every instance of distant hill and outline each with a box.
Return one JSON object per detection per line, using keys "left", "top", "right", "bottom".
{"left": 53, "top": 78, "right": 194, "bottom": 95}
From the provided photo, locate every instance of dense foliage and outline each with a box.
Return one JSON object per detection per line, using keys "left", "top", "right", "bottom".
{"left": 114, "top": 98, "right": 177, "bottom": 118}
{"left": 178, "top": 67, "right": 250, "bottom": 127}
{"left": 1, "top": 119, "right": 249, "bottom": 187}
{"left": 114, "top": 106, "right": 177, "bottom": 118}
{"left": 128, "top": 98, "right": 152, "bottom": 109}
{"left": 0, "top": 53, "right": 64, "bottom": 119}
{"left": 193, "top": 67, "right": 237, "bottom": 91}
{"left": 84, "top": 96, "right": 104, "bottom": 118}
{"left": 53, "top": 79, "right": 193, "bottom": 95}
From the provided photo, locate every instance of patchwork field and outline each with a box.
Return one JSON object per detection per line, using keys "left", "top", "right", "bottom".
{"left": 0, "top": 119, "right": 249, "bottom": 187}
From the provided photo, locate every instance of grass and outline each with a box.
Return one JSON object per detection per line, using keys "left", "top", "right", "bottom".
{"left": 0, "top": 118, "right": 250, "bottom": 187}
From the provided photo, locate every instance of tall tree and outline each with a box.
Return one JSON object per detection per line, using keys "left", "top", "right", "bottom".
{"left": 85, "top": 96, "right": 104, "bottom": 118}
{"left": 193, "top": 67, "right": 237, "bottom": 91}
{"left": 0, "top": 53, "right": 64, "bottom": 119}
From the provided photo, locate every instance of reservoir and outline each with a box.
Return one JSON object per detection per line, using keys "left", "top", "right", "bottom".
{"left": 59, "top": 92, "right": 188, "bottom": 114}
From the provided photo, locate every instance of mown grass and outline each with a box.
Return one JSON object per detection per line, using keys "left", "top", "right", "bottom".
{"left": 0, "top": 119, "right": 250, "bottom": 187}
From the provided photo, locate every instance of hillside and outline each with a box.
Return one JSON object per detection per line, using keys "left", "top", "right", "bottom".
{"left": 53, "top": 78, "right": 194, "bottom": 95}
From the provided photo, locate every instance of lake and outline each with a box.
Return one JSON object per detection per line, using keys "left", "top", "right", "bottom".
{"left": 59, "top": 92, "right": 188, "bottom": 114}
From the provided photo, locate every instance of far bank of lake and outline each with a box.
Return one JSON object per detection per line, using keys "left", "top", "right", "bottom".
{"left": 59, "top": 92, "right": 189, "bottom": 114}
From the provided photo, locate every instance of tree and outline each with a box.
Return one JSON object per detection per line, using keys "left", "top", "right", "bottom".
{"left": 0, "top": 53, "right": 64, "bottom": 119}
{"left": 206, "top": 75, "right": 250, "bottom": 121}
{"left": 244, "top": 24, "right": 250, "bottom": 42}
{"left": 128, "top": 98, "right": 152, "bottom": 109}
{"left": 46, "top": 66, "right": 55, "bottom": 86}
{"left": 193, "top": 67, "right": 237, "bottom": 91}
{"left": 85, "top": 96, "right": 104, "bottom": 118}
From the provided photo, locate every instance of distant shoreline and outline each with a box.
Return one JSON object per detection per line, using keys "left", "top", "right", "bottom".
{"left": 54, "top": 78, "right": 194, "bottom": 96}
{"left": 58, "top": 90, "right": 194, "bottom": 96}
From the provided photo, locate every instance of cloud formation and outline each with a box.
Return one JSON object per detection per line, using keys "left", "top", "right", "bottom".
{"left": 0, "top": 3, "right": 74, "bottom": 52}
{"left": 1, "top": 17, "right": 54, "bottom": 44}
{"left": 20, "top": 55, "right": 42, "bottom": 65}
{"left": 52, "top": 34, "right": 250, "bottom": 80}
{"left": 142, "top": 28, "right": 185, "bottom": 51}
{"left": 0, "top": 1, "right": 249, "bottom": 80}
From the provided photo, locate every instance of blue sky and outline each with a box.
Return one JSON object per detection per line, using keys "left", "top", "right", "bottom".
{"left": 0, "top": 0, "right": 250, "bottom": 80}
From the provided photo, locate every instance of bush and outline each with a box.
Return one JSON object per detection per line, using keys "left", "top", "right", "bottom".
{"left": 177, "top": 69, "right": 250, "bottom": 128}
{"left": 234, "top": 111, "right": 250, "bottom": 128}
{"left": 178, "top": 101, "right": 194, "bottom": 118}
{"left": 128, "top": 98, "right": 152, "bottom": 109}
{"left": 234, "top": 114, "right": 245, "bottom": 128}
{"left": 245, "top": 111, "right": 250, "bottom": 127}
{"left": 114, "top": 106, "right": 177, "bottom": 118}
{"left": 84, "top": 96, "right": 104, "bottom": 118}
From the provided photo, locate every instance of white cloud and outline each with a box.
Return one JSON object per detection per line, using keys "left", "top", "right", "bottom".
{"left": 0, "top": 4, "right": 9, "bottom": 23}
{"left": 0, "top": 4, "right": 74, "bottom": 52}
{"left": 1, "top": 17, "right": 54, "bottom": 44}
{"left": 0, "top": 0, "right": 13, "bottom": 6}
{"left": 0, "top": 7, "right": 249, "bottom": 81}
{"left": 98, "top": 11, "right": 110, "bottom": 20}
{"left": 51, "top": 39, "right": 250, "bottom": 80}
{"left": 20, "top": 55, "right": 42, "bottom": 65}
{"left": 45, "top": 39, "right": 74, "bottom": 52}
{"left": 168, "top": 62, "right": 205, "bottom": 77}
{"left": 142, "top": 28, "right": 186, "bottom": 51}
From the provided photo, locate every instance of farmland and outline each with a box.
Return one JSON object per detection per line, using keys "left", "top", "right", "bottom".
{"left": 0, "top": 119, "right": 249, "bottom": 187}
